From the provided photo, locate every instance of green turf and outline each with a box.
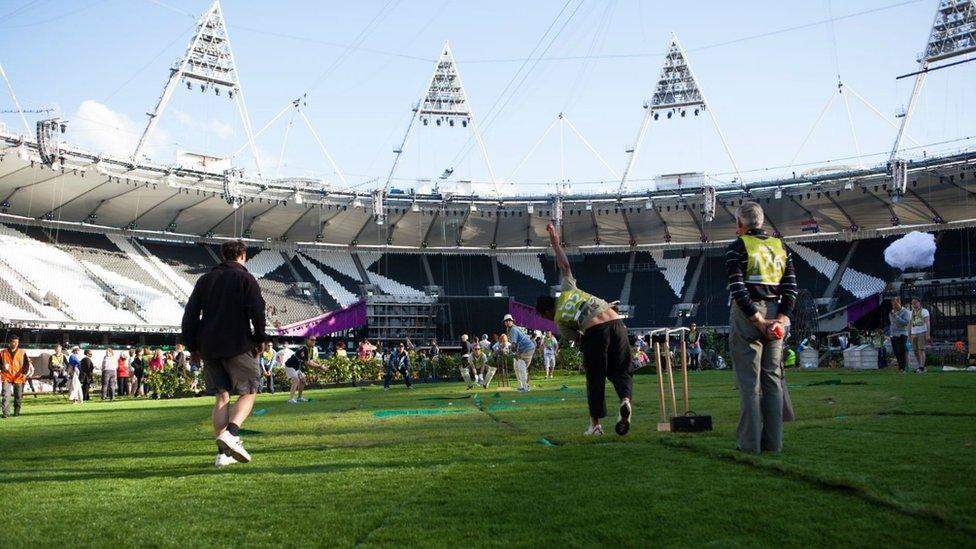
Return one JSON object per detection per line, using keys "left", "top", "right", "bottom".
{"left": 2, "top": 369, "right": 975, "bottom": 547}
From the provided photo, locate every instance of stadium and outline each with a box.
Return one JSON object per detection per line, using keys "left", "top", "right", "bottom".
{"left": 1, "top": 1, "right": 975, "bottom": 547}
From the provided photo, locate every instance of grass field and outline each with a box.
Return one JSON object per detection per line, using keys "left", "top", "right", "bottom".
{"left": 2, "top": 368, "right": 975, "bottom": 547}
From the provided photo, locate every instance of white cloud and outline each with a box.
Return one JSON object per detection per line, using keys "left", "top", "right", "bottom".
{"left": 172, "top": 109, "right": 236, "bottom": 140}
{"left": 68, "top": 100, "right": 169, "bottom": 160}
{"left": 208, "top": 119, "right": 235, "bottom": 140}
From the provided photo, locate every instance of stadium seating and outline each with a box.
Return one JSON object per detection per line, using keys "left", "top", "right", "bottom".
{"left": 629, "top": 252, "right": 684, "bottom": 327}
{"left": 689, "top": 254, "right": 731, "bottom": 326}
{"left": 51, "top": 230, "right": 174, "bottom": 299}
{"left": 245, "top": 249, "right": 287, "bottom": 278}
{"left": 109, "top": 235, "right": 194, "bottom": 298}
{"left": 427, "top": 254, "right": 495, "bottom": 297}
{"left": 138, "top": 240, "right": 215, "bottom": 288}
{"left": 0, "top": 224, "right": 141, "bottom": 323}
{"left": 496, "top": 254, "right": 546, "bottom": 282}
{"left": 0, "top": 276, "right": 39, "bottom": 320}
{"left": 296, "top": 254, "right": 359, "bottom": 307}
{"left": 367, "top": 253, "right": 431, "bottom": 293}
{"left": 497, "top": 253, "right": 552, "bottom": 305}
{"left": 257, "top": 258, "right": 325, "bottom": 326}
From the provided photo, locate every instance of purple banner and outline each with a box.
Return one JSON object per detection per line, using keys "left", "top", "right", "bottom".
{"left": 847, "top": 293, "right": 882, "bottom": 324}
{"left": 274, "top": 300, "right": 367, "bottom": 338}
{"left": 508, "top": 298, "right": 557, "bottom": 333}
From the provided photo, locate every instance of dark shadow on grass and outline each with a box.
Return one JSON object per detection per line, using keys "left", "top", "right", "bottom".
{"left": 658, "top": 436, "right": 976, "bottom": 537}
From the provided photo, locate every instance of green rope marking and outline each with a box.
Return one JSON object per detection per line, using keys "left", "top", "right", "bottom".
{"left": 417, "top": 395, "right": 473, "bottom": 401}
{"left": 373, "top": 409, "right": 469, "bottom": 418}
{"left": 237, "top": 428, "right": 263, "bottom": 435}
{"left": 252, "top": 408, "right": 268, "bottom": 416}
{"left": 807, "top": 379, "right": 868, "bottom": 387}
{"left": 537, "top": 436, "right": 557, "bottom": 446}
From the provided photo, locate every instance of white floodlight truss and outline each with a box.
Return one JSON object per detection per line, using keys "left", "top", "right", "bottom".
{"left": 891, "top": 0, "right": 976, "bottom": 161}
{"left": 0, "top": 60, "right": 31, "bottom": 135}
{"left": 133, "top": 0, "right": 263, "bottom": 180}
{"left": 384, "top": 41, "right": 497, "bottom": 195}
{"left": 618, "top": 33, "right": 742, "bottom": 193}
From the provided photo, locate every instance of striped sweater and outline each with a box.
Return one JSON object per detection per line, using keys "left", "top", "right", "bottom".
{"left": 725, "top": 229, "right": 798, "bottom": 318}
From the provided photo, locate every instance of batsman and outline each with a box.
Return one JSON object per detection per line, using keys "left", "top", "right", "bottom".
{"left": 536, "top": 223, "right": 633, "bottom": 436}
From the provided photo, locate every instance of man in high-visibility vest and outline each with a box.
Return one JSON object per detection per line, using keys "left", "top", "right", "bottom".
{"left": 726, "top": 201, "right": 798, "bottom": 453}
{"left": 536, "top": 223, "right": 632, "bottom": 437}
{"left": 1, "top": 333, "right": 30, "bottom": 418}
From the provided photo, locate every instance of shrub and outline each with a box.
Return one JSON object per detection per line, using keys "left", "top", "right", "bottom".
{"left": 556, "top": 347, "right": 583, "bottom": 372}
{"left": 144, "top": 368, "right": 195, "bottom": 398}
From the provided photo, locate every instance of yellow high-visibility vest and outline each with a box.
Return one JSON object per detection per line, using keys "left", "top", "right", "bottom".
{"left": 555, "top": 287, "right": 593, "bottom": 325}
{"left": 741, "top": 235, "right": 787, "bottom": 286}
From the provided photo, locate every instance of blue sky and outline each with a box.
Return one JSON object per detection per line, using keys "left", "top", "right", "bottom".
{"left": 1, "top": 0, "right": 972, "bottom": 194}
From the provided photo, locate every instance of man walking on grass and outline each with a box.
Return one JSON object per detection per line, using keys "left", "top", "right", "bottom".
{"left": 726, "top": 201, "right": 797, "bottom": 454}
{"left": 1, "top": 334, "right": 30, "bottom": 418}
{"left": 182, "top": 240, "right": 267, "bottom": 468}
{"left": 536, "top": 223, "right": 633, "bottom": 436}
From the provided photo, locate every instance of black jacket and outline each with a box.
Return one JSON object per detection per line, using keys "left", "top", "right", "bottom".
{"left": 79, "top": 357, "right": 95, "bottom": 383}
{"left": 182, "top": 261, "right": 267, "bottom": 359}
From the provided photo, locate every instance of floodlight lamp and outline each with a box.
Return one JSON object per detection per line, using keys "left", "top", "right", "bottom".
{"left": 293, "top": 191, "right": 303, "bottom": 205}
{"left": 645, "top": 199, "right": 653, "bottom": 209}
{"left": 585, "top": 202, "right": 593, "bottom": 211}
{"left": 774, "top": 188, "right": 782, "bottom": 199}
{"left": 469, "top": 203, "right": 477, "bottom": 212}
{"left": 844, "top": 181, "right": 853, "bottom": 191}
{"left": 526, "top": 204, "right": 534, "bottom": 214}
{"left": 411, "top": 202, "right": 420, "bottom": 212}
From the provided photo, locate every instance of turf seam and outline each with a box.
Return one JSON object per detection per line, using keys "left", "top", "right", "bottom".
{"left": 658, "top": 437, "right": 976, "bottom": 537}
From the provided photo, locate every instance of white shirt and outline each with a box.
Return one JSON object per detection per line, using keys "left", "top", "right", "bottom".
{"left": 274, "top": 347, "right": 294, "bottom": 368}
{"left": 910, "top": 308, "right": 930, "bottom": 335}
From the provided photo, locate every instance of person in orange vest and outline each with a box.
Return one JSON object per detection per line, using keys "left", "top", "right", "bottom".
{"left": 1, "top": 333, "right": 31, "bottom": 418}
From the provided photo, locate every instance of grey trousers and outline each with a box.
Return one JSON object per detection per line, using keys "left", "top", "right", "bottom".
{"left": 101, "top": 370, "right": 118, "bottom": 400}
{"left": 730, "top": 301, "right": 784, "bottom": 453}
{"left": 2, "top": 382, "right": 24, "bottom": 416}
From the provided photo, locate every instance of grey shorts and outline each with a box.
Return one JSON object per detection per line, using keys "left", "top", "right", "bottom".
{"left": 203, "top": 352, "right": 260, "bottom": 396}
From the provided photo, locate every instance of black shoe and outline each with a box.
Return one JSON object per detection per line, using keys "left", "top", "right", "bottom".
{"left": 615, "top": 400, "right": 632, "bottom": 436}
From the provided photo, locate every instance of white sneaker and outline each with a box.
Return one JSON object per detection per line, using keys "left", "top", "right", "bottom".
{"left": 584, "top": 424, "right": 604, "bottom": 436}
{"left": 214, "top": 453, "right": 237, "bottom": 468}
{"left": 216, "top": 430, "right": 251, "bottom": 463}
{"left": 287, "top": 398, "right": 298, "bottom": 404}
{"left": 615, "top": 400, "right": 632, "bottom": 436}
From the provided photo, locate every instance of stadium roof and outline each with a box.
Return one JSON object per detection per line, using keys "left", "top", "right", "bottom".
{"left": 1, "top": 132, "right": 975, "bottom": 251}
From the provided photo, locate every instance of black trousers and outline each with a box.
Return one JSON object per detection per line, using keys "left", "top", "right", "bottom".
{"left": 891, "top": 336, "right": 908, "bottom": 372}
{"left": 81, "top": 381, "right": 91, "bottom": 401}
{"left": 580, "top": 319, "right": 633, "bottom": 419}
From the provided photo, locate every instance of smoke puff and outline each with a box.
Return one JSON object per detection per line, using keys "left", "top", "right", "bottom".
{"left": 883, "top": 231, "right": 936, "bottom": 270}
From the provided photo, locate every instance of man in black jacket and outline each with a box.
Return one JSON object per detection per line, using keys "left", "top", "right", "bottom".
{"left": 79, "top": 349, "right": 95, "bottom": 401}
{"left": 182, "top": 240, "right": 266, "bottom": 467}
